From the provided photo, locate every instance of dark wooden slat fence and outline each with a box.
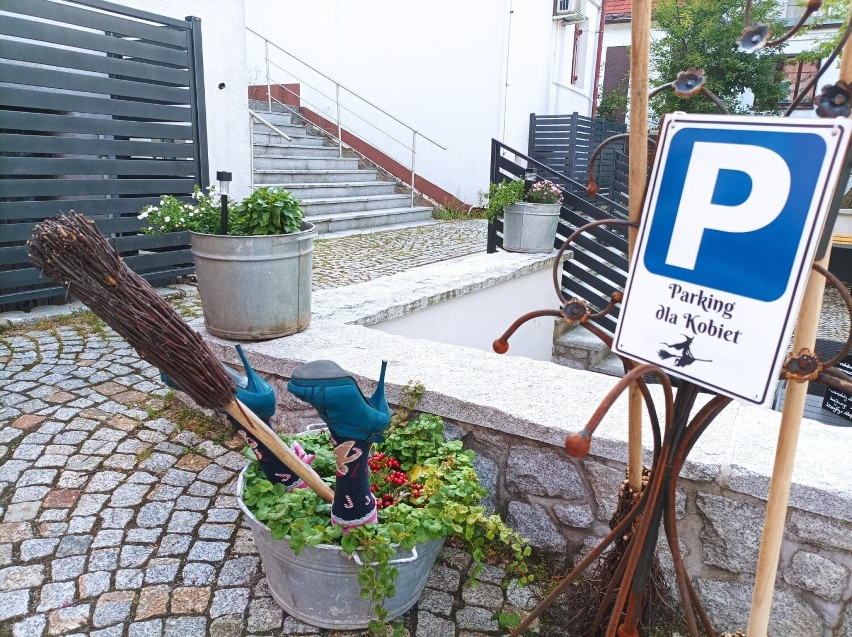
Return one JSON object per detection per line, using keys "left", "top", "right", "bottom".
{"left": 490, "top": 139, "right": 628, "bottom": 336}
{"left": 0, "top": 0, "right": 208, "bottom": 311}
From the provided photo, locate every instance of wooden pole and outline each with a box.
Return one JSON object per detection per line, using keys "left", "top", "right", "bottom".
{"left": 748, "top": 17, "right": 852, "bottom": 631}
{"left": 627, "top": 0, "right": 652, "bottom": 493}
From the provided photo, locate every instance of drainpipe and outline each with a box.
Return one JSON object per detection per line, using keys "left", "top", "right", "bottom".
{"left": 590, "top": 0, "right": 607, "bottom": 118}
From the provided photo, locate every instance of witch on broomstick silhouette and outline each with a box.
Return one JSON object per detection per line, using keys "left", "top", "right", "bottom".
{"left": 658, "top": 335, "right": 713, "bottom": 367}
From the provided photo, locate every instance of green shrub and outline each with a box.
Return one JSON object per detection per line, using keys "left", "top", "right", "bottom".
{"left": 480, "top": 179, "right": 525, "bottom": 221}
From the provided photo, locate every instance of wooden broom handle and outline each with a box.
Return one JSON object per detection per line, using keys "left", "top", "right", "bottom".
{"left": 225, "top": 399, "right": 334, "bottom": 503}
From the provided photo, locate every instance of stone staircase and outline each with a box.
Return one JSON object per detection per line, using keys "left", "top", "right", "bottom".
{"left": 250, "top": 108, "right": 434, "bottom": 234}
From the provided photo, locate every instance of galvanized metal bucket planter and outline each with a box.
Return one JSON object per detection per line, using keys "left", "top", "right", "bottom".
{"left": 502, "top": 202, "right": 561, "bottom": 253}
{"left": 236, "top": 466, "right": 443, "bottom": 630}
{"left": 190, "top": 222, "right": 315, "bottom": 341}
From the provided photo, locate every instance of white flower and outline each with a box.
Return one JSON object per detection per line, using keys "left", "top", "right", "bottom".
{"left": 159, "top": 199, "right": 165, "bottom": 205}
{"left": 137, "top": 211, "right": 148, "bottom": 220}
{"left": 180, "top": 217, "right": 185, "bottom": 223}
{"left": 164, "top": 216, "right": 171, "bottom": 223}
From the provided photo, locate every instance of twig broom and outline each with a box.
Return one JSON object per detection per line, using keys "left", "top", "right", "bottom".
{"left": 28, "top": 212, "right": 333, "bottom": 503}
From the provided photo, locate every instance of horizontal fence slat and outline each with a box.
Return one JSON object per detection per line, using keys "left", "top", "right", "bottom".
{"left": 0, "top": 134, "right": 195, "bottom": 159}
{"left": 0, "top": 230, "right": 189, "bottom": 265}
{"left": 560, "top": 211, "right": 629, "bottom": 248}
{"left": 561, "top": 273, "right": 618, "bottom": 316}
{"left": 1, "top": 157, "right": 196, "bottom": 177}
{"left": 2, "top": 215, "right": 146, "bottom": 243}
{"left": 1, "top": 39, "right": 190, "bottom": 85}
{"left": 563, "top": 260, "right": 622, "bottom": 299}
{"left": 0, "top": 0, "right": 189, "bottom": 46}
{"left": 124, "top": 249, "right": 193, "bottom": 271}
{"left": 0, "top": 196, "right": 189, "bottom": 222}
{"left": 1, "top": 87, "right": 193, "bottom": 123}
{"left": 0, "top": 63, "right": 192, "bottom": 104}
{"left": 0, "top": 178, "right": 195, "bottom": 198}
{"left": 0, "top": 111, "right": 194, "bottom": 140}
{"left": 567, "top": 249, "right": 627, "bottom": 287}
{"left": 0, "top": 15, "right": 188, "bottom": 66}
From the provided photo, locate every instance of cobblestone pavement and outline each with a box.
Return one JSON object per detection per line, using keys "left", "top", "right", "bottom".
{"left": 0, "top": 220, "right": 539, "bottom": 637}
{"left": 312, "top": 220, "right": 487, "bottom": 289}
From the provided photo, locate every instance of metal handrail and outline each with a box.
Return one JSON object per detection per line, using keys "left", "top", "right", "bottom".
{"left": 247, "top": 27, "right": 446, "bottom": 206}
{"left": 248, "top": 27, "right": 446, "bottom": 151}
{"left": 249, "top": 109, "right": 293, "bottom": 142}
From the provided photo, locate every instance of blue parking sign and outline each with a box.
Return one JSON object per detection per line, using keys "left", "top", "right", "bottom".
{"left": 613, "top": 114, "right": 852, "bottom": 405}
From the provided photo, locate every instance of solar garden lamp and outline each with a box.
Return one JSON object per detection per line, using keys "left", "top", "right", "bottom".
{"left": 217, "top": 170, "right": 232, "bottom": 234}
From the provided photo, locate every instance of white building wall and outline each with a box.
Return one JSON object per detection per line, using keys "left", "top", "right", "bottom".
{"left": 244, "top": 0, "right": 600, "bottom": 204}
{"left": 119, "top": 0, "right": 252, "bottom": 199}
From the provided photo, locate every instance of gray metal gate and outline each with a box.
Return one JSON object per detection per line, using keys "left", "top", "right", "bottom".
{"left": 0, "top": 0, "right": 209, "bottom": 311}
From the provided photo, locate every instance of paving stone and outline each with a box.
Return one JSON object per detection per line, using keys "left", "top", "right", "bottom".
{"left": 207, "top": 508, "right": 240, "bottom": 523}
{"left": 43, "top": 489, "right": 80, "bottom": 509}
{"left": 0, "top": 589, "right": 30, "bottom": 621}
{"left": 128, "top": 619, "right": 163, "bottom": 637}
{"left": 175, "top": 454, "right": 210, "bottom": 472}
{"left": 51, "top": 556, "right": 85, "bottom": 581}
{"left": 0, "top": 460, "right": 31, "bottom": 481}
{"left": 232, "top": 529, "right": 257, "bottom": 554}
{"left": 121, "top": 544, "right": 154, "bottom": 568}
{"left": 110, "top": 483, "right": 151, "bottom": 507}
{"left": 136, "top": 585, "right": 170, "bottom": 620}
{"left": 139, "top": 453, "right": 178, "bottom": 474}
{"left": 145, "top": 558, "right": 181, "bottom": 584}
{"left": 4, "top": 501, "right": 41, "bottom": 522}
{"left": 78, "top": 571, "right": 112, "bottom": 599}
{"left": 100, "top": 508, "right": 134, "bottom": 529}
{"left": 418, "top": 588, "right": 454, "bottom": 616}
{"left": 181, "top": 561, "right": 215, "bottom": 586}
{"left": 89, "top": 548, "right": 120, "bottom": 571}
{"left": 56, "top": 471, "right": 87, "bottom": 489}
{"left": 92, "top": 529, "right": 123, "bottom": 548}
{"left": 418, "top": 611, "right": 455, "bottom": 637}
{"left": 280, "top": 616, "right": 322, "bottom": 634}
{"left": 198, "top": 464, "right": 235, "bottom": 485}
{"left": 37, "top": 581, "right": 76, "bottom": 611}
{"left": 91, "top": 626, "right": 123, "bottom": 637}
{"left": 12, "top": 414, "right": 46, "bottom": 430}
{"left": 74, "top": 494, "right": 109, "bottom": 517}
{"left": 507, "top": 501, "right": 568, "bottom": 553}
{"left": 93, "top": 590, "right": 135, "bottom": 627}
{"left": 66, "top": 454, "right": 103, "bottom": 471}
{"left": 21, "top": 537, "right": 59, "bottom": 561}
{"left": 18, "top": 468, "right": 57, "bottom": 487}
{"left": 128, "top": 471, "right": 158, "bottom": 485}
{"left": 426, "top": 565, "right": 462, "bottom": 592}
{"left": 127, "top": 528, "right": 161, "bottom": 543}
{"left": 56, "top": 534, "right": 93, "bottom": 557}
{"left": 783, "top": 550, "right": 850, "bottom": 601}
{"left": 47, "top": 603, "right": 90, "bottom": 634}
{"left": 38, "top": 522, "right": 68, "bottom": 538}
{"left": 68, "top": 516, "right": 96, "bottom": 534}
{"left": 162, "top": 469, "right": 195, "bottom": 487}
{"left": 209, "top": 615, "right": 242, "bottom": 637}
{"left": 169, "top": 511, "right": 203, "bottom": 534}
{"left": 157, "top": 534, "right": 192, "bottom": 557}
{"left": 217, "top": 556, "right": 258, "bottom": 586}
{"left": 456, "top": 605, "right": 499, "bottom": 632}
{"left": 115, "top": 568, "right": 143, "bottom": 589}
{"left": 209, "top": 587, "right": 250, "bottom": 618}
{"left": 13, "top": 445, "right": 45, "bottom": 461}
{"left": 137, "top": 502, "right": 175, "bottom": 528}
{"left": 13, "top": 614, "right": 47, "bottom": 637}
{"left": 102, "top": 454, "right": 136, "bottom": 470}
{"left": 85, "top": 472, "right": 125, "bottom": 493}
{"left": 176, "top": 496, "right": 210, "bottom": 511}
{"left": 0, "top": 521, "right": 34, "bottom": 543}
{"left": 462, "top": 581, "right": 504, "bottom": 610}
{"left": 246, "top": 596, "right": 283, "bottom": 631}
{"left": 506, "top": 580, "right": 537, "bottom": 611}
{"left": 188, "top": 540, "right": 228, "bottom": 562}
{"left": 171, "top": 586, "right": 211, "bottom": 614}
{"left": 147, "top": 485, "right": 183, "bottom": 501}
{"left": 0, "top": 564, "right": 45, "bottom": 591}
{"left": 163, "top": 616, "right": 207, "bottom": 637}
{"left": 199, "top": 523, "right": 235, "bottom": 540}
{"left": 0, "top": 544, "right": 12, "bottom": 566}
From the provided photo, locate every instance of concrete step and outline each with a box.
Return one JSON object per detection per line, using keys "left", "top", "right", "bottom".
{"left": 307, "top": 206, "right": 434, "bottom": 234}
{"left": 552, "top": 327, "right": 612, "bottom": 369}
{"left": 251, "top": 110, "right": 293, "bottom": 126}
{"left": 253, "top": 169, "right": 378, "bottom": 185}
{"left": 252, "top": 121, "right": 309, "bottom": 138}
{"left": 254, "top": 144, "right": 338, "bottom": 158}
{"left": 285, "top": 181, "right": 397, "bottom": 199}
{"left": 300, "top": 193, "right": 415, "bottom": 215}
{"left": 248, "top": 99, "right": 295, "bottom": 114}
{"left": 588, "top": 351, "right": 625, "bottom": 378}
{"left": 253, "top": 133, "right": 326, "bottom": 147}
{"left": 253, "top": 156, "right": 360, "bottom": 171}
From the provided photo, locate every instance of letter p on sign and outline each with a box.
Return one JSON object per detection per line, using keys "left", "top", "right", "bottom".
{"left": 665, "top": 141, "right": 792, "bottom": 272}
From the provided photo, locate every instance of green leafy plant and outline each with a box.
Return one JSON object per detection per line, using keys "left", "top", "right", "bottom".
{"left": 231, "top": 186, "right": 304, "bottom": 235}
{"left": 480, "top": 179, "right": 525, "bottom": 221}
{"left": 140, "top": 185, "right": 304, "bottom": 236}
{"left": 241, "top": 399, "right": 531, "bottom": 635}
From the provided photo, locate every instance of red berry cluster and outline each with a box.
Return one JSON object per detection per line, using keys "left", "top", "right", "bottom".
{"left": 368, "top": 452, "right": 424, "bottom": 510}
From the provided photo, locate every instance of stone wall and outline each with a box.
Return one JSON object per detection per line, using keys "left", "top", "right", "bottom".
{"left": 198, "top": 250, "right": 852, "bottom": 636}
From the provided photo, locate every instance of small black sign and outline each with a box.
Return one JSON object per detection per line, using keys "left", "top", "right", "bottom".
{"left": 821, "top": 353, "right": 852, "bottom": 422}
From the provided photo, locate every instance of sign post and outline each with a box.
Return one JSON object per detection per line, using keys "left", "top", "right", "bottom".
{"left": 614, "top": 114, "right": 852, "bottom": 405}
